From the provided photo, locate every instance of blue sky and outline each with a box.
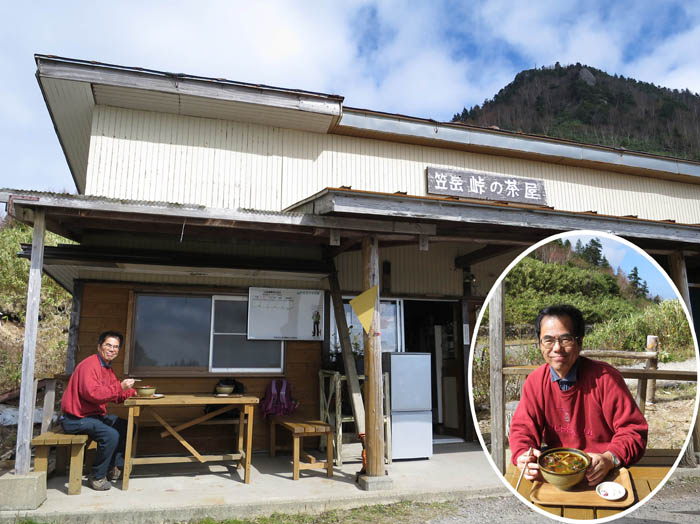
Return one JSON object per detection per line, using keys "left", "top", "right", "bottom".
{"left": 565, "top": 233, "right": 677, "bottom": 300}
{"left": 1, "top": 1, "right": 699, "bottom": 193}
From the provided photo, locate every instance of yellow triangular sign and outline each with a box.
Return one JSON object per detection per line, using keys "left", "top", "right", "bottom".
{"left": 349, "top": 285, "right": 378, "bottom": 334}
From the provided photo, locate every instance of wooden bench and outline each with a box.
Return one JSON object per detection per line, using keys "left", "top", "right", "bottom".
{"left": 269, "top": 418, "right": 333, "bottom": 480}
{"left": 31, "top": 429, "right": 94, "bottom": 495}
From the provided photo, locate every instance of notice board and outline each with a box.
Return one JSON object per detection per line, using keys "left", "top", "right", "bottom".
{"left": 247, "top": 287, "right": 324, "bottom": 340}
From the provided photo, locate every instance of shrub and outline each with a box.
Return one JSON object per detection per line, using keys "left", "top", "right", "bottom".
{"left": 585, "top": 300, "right": 694, "bottom": 361}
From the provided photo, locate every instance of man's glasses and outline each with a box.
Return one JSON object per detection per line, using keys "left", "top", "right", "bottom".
{"left": 102, "top": 343, "right": 120, "bottom": 350}
{"left": 539, "top": 335, "right": 578, "bottom": 349}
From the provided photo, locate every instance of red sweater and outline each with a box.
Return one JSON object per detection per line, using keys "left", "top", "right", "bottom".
{"left": 61, "top": 354, "right": 135, "bottom": 417}
{"left": 509, "top": 357, "right": 647, "bottom": 467}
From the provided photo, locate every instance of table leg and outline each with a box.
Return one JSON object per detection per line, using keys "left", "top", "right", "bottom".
{"left": 270, "top": 418, "right": 277, "bottom": 457}
{"left": 244, "top": 404, "right": 253, "bottom": 484}
{"left": 293, "top": 435, "right": 300, "bottom": 480}
{"left": 237, "top": 408, "right": 245, "bottom": 470}
{"left": 122, "top": 406, "right": 136, "bottom": 490}
{"left": 326, "top": 432, "right": 333, "bottom": 478}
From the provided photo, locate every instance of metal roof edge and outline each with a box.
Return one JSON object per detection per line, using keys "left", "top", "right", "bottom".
{"left": 337, "top": 109, "right": 700, "bottom": 182}
{"left": 34, "top": 54, "right": 343, "bottom": 117}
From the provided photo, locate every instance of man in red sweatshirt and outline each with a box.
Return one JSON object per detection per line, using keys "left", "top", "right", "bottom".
{"left": 510, "top": 305, "right": 648, "bottom": 486}
{"left": 60, "top": 331, "right": 136, "bottom": 491}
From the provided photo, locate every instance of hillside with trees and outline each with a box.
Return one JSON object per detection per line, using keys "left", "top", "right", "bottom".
{"left": 0, "top": 217, "right": 71, "bottom": 394}
{"left": 453, "top": 63, "right": 700, "bottom": 161}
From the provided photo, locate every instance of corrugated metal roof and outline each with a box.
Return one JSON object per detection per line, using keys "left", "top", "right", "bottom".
{"left": 35, "top": 54, "right": 345, "bottom": 102}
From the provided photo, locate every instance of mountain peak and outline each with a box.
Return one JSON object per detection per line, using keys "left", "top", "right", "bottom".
{"left": 453, "top": 64, "right": 700, "bottom": 161}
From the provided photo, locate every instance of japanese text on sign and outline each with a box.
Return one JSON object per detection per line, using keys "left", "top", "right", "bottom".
{"left": 426, "top": 167, "right": 547, "bottom": 206}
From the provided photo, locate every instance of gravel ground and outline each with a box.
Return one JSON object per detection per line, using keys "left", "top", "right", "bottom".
{"left": 426, "top": 471, "right": 700, "bottom": 524}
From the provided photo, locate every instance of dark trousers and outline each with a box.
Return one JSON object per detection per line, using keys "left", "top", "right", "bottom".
{"left": 61, "top": 413, "right": 127, "bottom": 479}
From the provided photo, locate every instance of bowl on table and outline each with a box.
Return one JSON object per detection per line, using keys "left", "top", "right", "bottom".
{"left": 135, "top": 385, "right": 157, "bottom": 397}
{"left": 215, "top": 385, "right": 234, "bottom": 395}
{"left": 538, "top": 447, "right": 590, "bottom": 491}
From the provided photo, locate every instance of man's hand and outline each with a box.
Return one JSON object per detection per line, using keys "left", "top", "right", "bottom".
{"left": 516, "top": 448, "right": 542, "bottom": 482}
{"left": 121, "top": 378, "right": 135, "bottom": 390}
{"left": 585, "top": 451, "right": 615, "bottom": 485}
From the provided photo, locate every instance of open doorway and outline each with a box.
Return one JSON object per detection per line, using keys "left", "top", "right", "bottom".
{"left": 403, "top": 300, "right": 465, "bottom": 441}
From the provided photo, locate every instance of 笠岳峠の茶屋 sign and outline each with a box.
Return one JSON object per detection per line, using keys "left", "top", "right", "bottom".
{"left": 426, "top": 167, "right": 547, "bottom": 206}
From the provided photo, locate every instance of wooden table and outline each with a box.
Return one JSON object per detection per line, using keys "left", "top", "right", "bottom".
{"left": 505, "top": 463, "right": 671, "bottom": 519}
{"left": 122, "top": 394, "right": 259, "bottom": 489}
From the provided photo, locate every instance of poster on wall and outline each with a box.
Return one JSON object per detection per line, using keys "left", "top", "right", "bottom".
{"left": 247, "top": 287, "right": 324, "bottom": 340}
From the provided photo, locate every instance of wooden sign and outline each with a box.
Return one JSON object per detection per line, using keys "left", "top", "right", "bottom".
{"left": 426, "top": 166, "right": 547, "bottom": 206}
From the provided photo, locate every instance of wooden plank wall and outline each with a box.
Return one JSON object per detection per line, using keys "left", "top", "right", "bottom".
{"left": 76, "top": 283, "right": 321, "bottom": 454}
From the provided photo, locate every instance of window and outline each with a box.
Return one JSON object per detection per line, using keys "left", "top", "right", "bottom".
{"left": 130, "top": 293, "right": 283, "bottom": 375}
{"left": 210, "top": 296, "right": 284, "bottom": 373}
{"left": 329, "top": 298, "right": 404, "bottom": 356}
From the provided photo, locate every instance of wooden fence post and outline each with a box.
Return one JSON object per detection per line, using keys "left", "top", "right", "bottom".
{"left": 645, "top": 336, "right": 659, "bottom": 405}
{"left": 489, "top": 281, "right": 506, "bottom": 474}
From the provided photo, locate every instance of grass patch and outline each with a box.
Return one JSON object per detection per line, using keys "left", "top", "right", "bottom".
{"left": 188, "top": 501, "right": 456, "bottom": 524}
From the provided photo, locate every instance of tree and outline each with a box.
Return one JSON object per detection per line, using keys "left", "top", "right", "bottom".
{"left": 580, "top": 238, "right": 605, "bottom": 267}
{"left": 628, "top": 266, "right": 648, "bottom": 298}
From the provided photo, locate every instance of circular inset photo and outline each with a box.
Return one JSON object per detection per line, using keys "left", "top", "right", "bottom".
{"left": 469, "top": 230, "right": 699, "bottom": 522}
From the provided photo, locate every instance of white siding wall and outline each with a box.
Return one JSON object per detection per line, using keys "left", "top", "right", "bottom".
{"left": 85, "top": 106, "right": 700, "bottom": 224}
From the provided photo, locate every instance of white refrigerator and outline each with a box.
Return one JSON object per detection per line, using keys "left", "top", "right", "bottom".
{"left": 382, "top": 352, "right": 433, "bottom": 459}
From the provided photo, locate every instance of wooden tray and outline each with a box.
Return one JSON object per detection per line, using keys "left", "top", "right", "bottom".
{"left": 530, "top": 467, "right": 635, "bottom": 508}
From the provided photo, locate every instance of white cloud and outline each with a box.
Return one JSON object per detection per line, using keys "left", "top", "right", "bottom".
{"left": 1, "top": 0, "right": 699, "bottom": 193}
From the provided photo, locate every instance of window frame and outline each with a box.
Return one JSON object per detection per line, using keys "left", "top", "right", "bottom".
{"left": 209, "top": 295, "right": 285, "bottom": 374}
{"left": 128, "top": 292, "right": 284, "bottom": 377}
{"left": 329, "top": 296, "right": 405, "bottom": 356}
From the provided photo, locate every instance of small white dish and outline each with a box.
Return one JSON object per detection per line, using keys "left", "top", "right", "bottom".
{"left": 150, "top": 393, "right": 165, "bottom": 399}
{"left": 596, "top": 481, "right": 626, "bottom": 501}
{"left": 214, "top": 393, "right": 230, "bottom": 397}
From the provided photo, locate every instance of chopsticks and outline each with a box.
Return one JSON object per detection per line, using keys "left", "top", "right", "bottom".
{"left": 515, "top": 447, "right": 533, "bottom": 492}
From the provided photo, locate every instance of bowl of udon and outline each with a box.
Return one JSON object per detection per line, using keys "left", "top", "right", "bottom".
{"left": 538, "top": 447, "right": 590, "bottom": 490}
{"left": 135, "top": 385, "right": 157, "bottom": 397}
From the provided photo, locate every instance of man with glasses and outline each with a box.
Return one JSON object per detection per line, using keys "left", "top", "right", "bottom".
{"left": 509, "top": 305, "right": 647, "bottom": 486}
{"left": 60, "top": 331, "right": 136, "bottom": 490}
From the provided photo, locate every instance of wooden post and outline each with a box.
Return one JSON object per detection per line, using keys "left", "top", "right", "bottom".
{"left": 489, "top": 281, "right": 506, "bottom": 474}
{"left": 326, "top": 260, "right": 366, "bottom": 436}
{"left": 41, "top": 379, "right": 56, "bottom": 434}
{"left": 65, "top": 280, "right": 83, "bottom": 374}
{"left": 362, "top": 235, "right": 385, "bottom": 477}
{"left": 645, "top": 336, "right": 658, "bottom": 405}
{"left": 15, "top": 209, "right": 46, "bottom": 475}
{"left": 668, "top": 252, "right": 697, "bottom": 467}
{"left": 462, "top": 299, "right": 475, "bottom": 442}
{"left": 669, "top": 252, "right": 692, "bottom": 315}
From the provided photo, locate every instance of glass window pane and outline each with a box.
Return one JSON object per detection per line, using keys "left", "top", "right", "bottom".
{"left": 332, "top": 300, "right": 398, "bottom": 356}
{"left": 213, "top": 299, "right": 247, "bottom": 333}
{"left": 133, "top": 295, "right": 211, "bottom": 368}
{"left": 212, "top": 335, "right": 283, "bottom": 369}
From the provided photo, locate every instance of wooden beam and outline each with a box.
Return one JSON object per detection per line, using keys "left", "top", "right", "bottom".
{"left": 362, "top": 235, "right": 385, "bottom": 477}
{"left": 455, "top": 245, "right": 524, "bottom": 267}
{"left": 9, "top": 195, "right": 436, "bottom": 236}
{"left": 319, "top": 191, "right": 700, "bottom": 245}
{"left": 326, "top": 261, "right": 365, "bottom": 436}
{"left": 15, "top": 209, "right": 45, "bottom": 475}
{"left": 489, "top": 281, "right": 506, "bottom": 474}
